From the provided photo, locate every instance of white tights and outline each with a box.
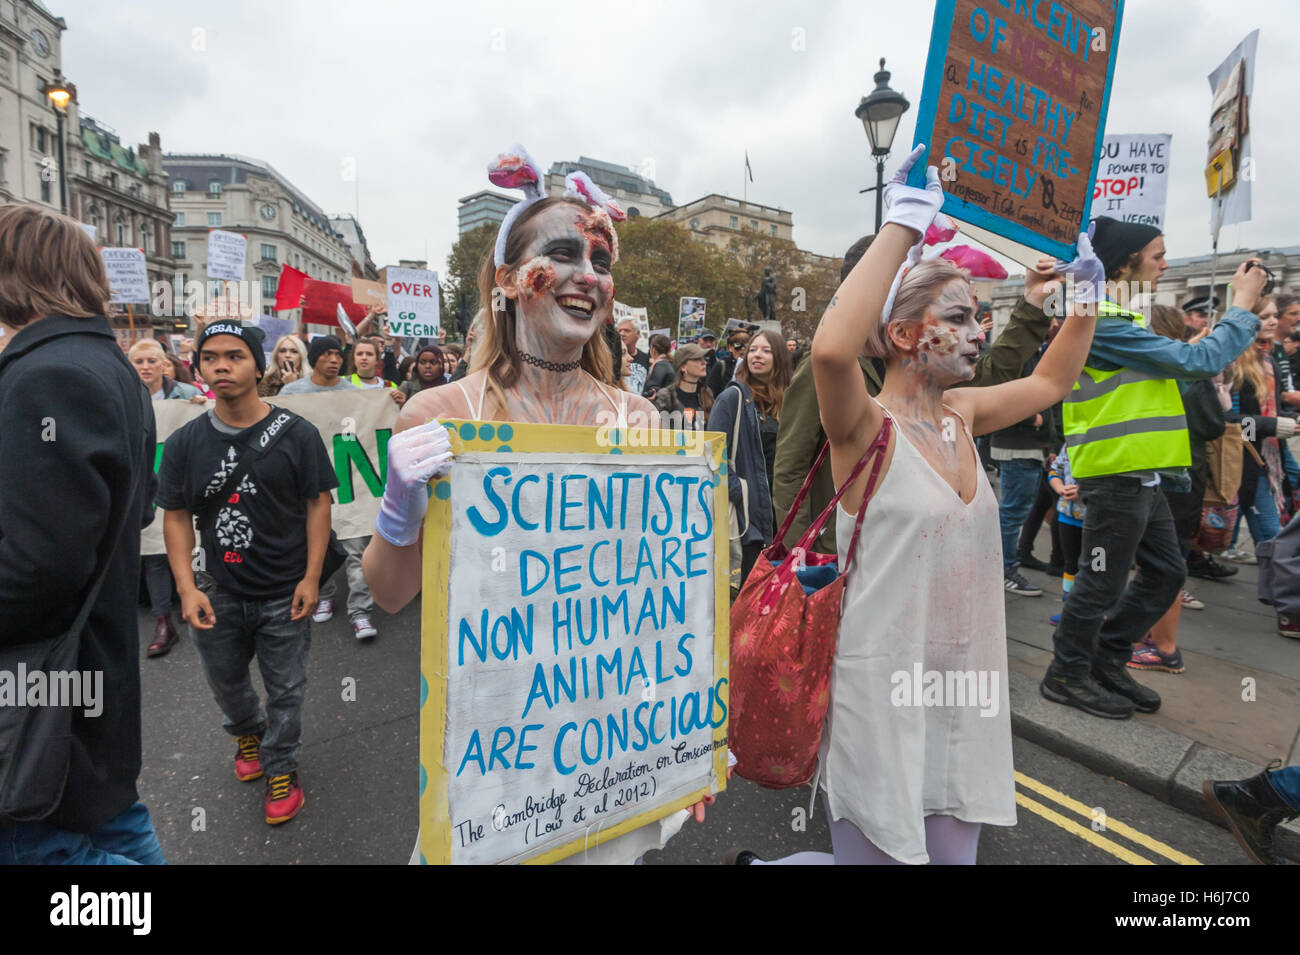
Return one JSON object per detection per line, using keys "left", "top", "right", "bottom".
{"left": 755, "top": 802, "right": 981, "bottom": 865}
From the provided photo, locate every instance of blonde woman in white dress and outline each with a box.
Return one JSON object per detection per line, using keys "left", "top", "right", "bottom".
{"left": 805, "top": 146, "right": 1102, "bottom": 864}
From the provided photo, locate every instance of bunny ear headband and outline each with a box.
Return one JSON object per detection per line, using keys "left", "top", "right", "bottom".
{"left": 879, "top": 212, "right": 1009, "bottom": 325}
{"left": 488, "top": 144, "right": 627, "bottom": 268}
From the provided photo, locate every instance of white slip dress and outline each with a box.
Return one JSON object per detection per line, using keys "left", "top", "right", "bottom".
{"left": 820, "top": 402, "right": 1016, "bottom": 864}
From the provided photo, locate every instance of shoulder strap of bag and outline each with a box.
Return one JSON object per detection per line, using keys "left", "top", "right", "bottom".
{"left": 726, "top": 384, "right": 749, "bottom": 537}
{"left": 796, "top": 415, "right": 895, "bottom": 576}
{"left": 772, "top": 437, "right": 830, "bottom": 549}
{"left": 67, "top": 388, "right": 151, "bottom": 648}
{"left": 194, "top": 408, "right": 302, "bottom": 531}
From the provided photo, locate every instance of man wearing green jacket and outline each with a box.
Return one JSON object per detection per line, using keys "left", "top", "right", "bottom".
{"left": 773, "top": 235, "right": 1059, "bottom": 554}
{"left": 1040, "top": 217, "right": 1266, "bottom": 719}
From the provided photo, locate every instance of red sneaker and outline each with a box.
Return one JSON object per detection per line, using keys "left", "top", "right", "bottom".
{"left": 1279, "top": 615, "right": 1300, "bottom": 640}
{"left": 234, "top": 734, "right": 262, "bottom": 781}
{"left": 265, "top": 772, "right": 304, "bottom": 825}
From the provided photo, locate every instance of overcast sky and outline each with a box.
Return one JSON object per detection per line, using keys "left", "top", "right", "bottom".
{"left": 58, "top": 0, "right": 1299, "bottom": 278}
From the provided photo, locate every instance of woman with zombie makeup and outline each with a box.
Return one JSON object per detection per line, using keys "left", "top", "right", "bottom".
{"left": 363, "top": 147, "right": 687, "bottom": 865}
{"left": 791, "top": 146, "right": 1099, "bottom": 865}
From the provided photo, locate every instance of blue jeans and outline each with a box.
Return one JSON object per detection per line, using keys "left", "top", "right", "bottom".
{"left": 0, "top": 802, "right": 165, "bottom": 864}
{"left": 998, "top": 458, "right": 1043, "bottom": 574}
{"left": 192, "top": 573, "right": 312, "bottom": 777}
{"left": 1051, "top": 477, "right": 1186, "bottom": 674}
{"left": 1269, "top": 766, "right": 1300, "bottom": 810}
{"left": 1243, "top": 474, "right": 1281, "bottom": 545}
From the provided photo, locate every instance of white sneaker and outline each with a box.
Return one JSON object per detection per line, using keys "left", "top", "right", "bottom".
{"left": 311, "top": 599, "right": 334, "bottom": 623}
{"left": 1221, "top": 547, "right": 1258, "bottom": 564}
{"left": 353, "top": 616, "right": 377, "bottom": 640}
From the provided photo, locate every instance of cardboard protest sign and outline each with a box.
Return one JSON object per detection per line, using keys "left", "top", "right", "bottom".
{"left": 677, "top": 297, "right": 707, "bottom": 344}
{"left": 206, "top": 229, "right": 248, "bottom": 281}
{"left": 99, "top": 247, "right": 150, "bottom": 304}
{"left": 1094, "top": 134, "right": 1171, "bottom": 228}
{"left": 910, "top": 0, "right": 1125, "bottom": 259}
{"left": 386, "top": 267, "right": 440, "bottom": 338}
{"left": 418, "top": 422, "right": 730, "bottom": 865}
{"left": 352, "top": 277, "right": 386, "bottom": 308}
{"left": 1206, "top": 30, "right": 1257, "bottom": 228}
{"left": 140, "top": 390, "right": 398, "bottom": 555}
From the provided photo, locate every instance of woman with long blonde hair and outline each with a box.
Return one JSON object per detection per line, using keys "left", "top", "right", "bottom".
{"left": 1226, "top": 296, "right": 1290, "bottom": 551}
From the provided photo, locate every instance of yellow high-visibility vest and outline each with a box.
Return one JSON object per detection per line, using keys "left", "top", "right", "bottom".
{"left": 1062, "top": 301, "right": 1190, "bottom": 479}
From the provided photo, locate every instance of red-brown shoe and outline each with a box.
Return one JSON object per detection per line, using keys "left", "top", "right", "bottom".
{"left": 147, "top": 615, "right": 179, "bottom": 657}
{"left": 265, "top": 772, "right": 304, "bottom": 824}
{"left": 234, "top": 734, "right": 263, "bottom": 781}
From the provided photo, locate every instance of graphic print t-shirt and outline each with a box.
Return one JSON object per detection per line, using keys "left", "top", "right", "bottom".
{"left": 157, "top": 407, "right": 339, "bottom": 600}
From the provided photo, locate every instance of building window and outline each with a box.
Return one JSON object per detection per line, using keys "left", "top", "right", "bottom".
{"left": 260, "top": 243, "right": 276, "bottom": 261}
{"left": 262, "top": 275, "right": 277, "bottom": 300}
{"left": 171, "top": 180, "right": 185, "bottom": 194}
{"left": 40, "top": 178, "right": 50, "bottom": 203}
{"left": 175, "top": 272, "right": 188, "bottom": 294}
{"left": 115, "top": 218, "right": 126, "bottom": 246}
{"left": 207, "top": 213, "right": 221, "bottom": 226}
{"left": 770, "top": 224, "right": 777, "bottom": 236}
{"left": 172, "top": 241, "right": 186, "bottom": 259}
{"left": 208, "top": 179, "right": 222, "bottom": 196}
{"left": 84, "top": 160, "right": 91, "bottom": 178}
{"left": 209, "top": 281, "right": 223, "bottom": 300}
{"left": 750, "top": 219, "right": 758, "bottom": 229}
{"left": 105, "top": 173, "right": 117, "bottom": 190}
{"left": 729, "top": 216, "right": 738, "bottom": 229}
{"left": 173, "top": 212, "right": 184, "bottom": 226}
{"left": 130, "top": 183, "right": 141, "bottom": 198}
{"left": 31, "top": 124, "right": 46, "bottom": 153}
{"left": 140, "top": 226, "right": 149, "bottom": 254}
{"left": 89, "top": 206, "right": 100, "bottom": 232}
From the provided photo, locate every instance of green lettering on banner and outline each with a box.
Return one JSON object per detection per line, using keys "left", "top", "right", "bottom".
{"left": 334, "top": 428, "right": 391, "bottom": 504}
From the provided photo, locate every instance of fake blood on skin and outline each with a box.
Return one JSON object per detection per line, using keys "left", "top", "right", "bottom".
{"left": 517, "top": 256, "right": 558, "bottom": 298}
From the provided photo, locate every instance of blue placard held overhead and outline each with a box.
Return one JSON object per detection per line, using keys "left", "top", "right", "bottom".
{"left": 907, "top": 0, "right": 1125, "bottom": 260}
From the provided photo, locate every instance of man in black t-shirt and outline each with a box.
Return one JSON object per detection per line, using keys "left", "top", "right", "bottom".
{"left": 158, "top": 321, "right": 337, "bottom": 826}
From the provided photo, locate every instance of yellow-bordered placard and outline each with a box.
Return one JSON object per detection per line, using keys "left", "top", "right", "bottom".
{"left": 418, "top": 420, "right": 730, "bottom": 864}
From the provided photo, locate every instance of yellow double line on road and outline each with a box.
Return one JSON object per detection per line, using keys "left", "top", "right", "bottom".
{"left": 1015, "top": 771, "right": 1202, "bottom": 865}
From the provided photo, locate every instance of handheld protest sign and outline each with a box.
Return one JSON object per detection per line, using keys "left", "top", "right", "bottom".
{"left": 909, "top": 0, "right": 1125, "bottom": 259}
{"left": 417, "top": 421, "right": 730, "bottom": 865}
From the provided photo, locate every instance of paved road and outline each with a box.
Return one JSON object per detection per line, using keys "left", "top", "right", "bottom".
{"left": 136, "top": 578, "right": 1253, "bottom": 865}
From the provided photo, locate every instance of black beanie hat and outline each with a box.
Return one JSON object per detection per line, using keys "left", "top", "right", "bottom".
{"left": 1090, "top": 216, "right": 1162, "bottom": 279}
{"left": 192, "top": 321, "right": 266, "bottom": 376}
{"left": 308, "top": 335, "right": 344, "bottom": 368}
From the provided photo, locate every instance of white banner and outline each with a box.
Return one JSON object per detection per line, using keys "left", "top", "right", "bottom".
{"left": 1209, "top": 30, "right": 1258, "bottom": 229}
{"left": 100, "top": 247, "right": 150, "bottom": 304}
{"left": 387, "top": 266, "right": 440, "bottom": 338}
{"left": 142, "top": 390, "right": 399, "bottom": 555}
{"left": 207, "top": 229, "right": 248, "bottom": 281}
{"left": 1093, "top": 134, "right": 1172, "bottom": 229}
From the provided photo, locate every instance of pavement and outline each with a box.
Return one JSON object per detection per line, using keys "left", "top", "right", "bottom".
{"left": 1005, "top": 532, "right": 1300, "bottom": 862}
{"left": 134, "top": 531, "right": 1300, "bottom": 864}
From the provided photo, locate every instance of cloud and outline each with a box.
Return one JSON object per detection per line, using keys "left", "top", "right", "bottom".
{"left": 55, "top": 0, "right": 1300, "bottom": 280}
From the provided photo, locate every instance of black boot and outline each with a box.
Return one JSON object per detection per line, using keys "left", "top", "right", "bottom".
{"left": 1092, "top": 658, "right": 1161, "bottom": 713}
{"left": 1187, "top": 552, "right": 1238, "bottom": 580}
{"left": 1040, "top": 663, "right": 1135, "bottom": 719}
{"left": 1201, "top": 762, "right": 1298, "bottom": 864}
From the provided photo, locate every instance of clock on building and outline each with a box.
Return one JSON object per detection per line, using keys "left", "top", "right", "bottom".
{"left": 30, "top": 29, "right": 50, "bottom": 58}
{"left": 260, "top": 203, "right": 276, "bottom": 220}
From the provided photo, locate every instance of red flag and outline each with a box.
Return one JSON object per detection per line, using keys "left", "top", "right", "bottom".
{"left": 301, "top": 279, "right": 367, "bottom": 326}
{"left": 273, "top": 264, "right": 307, "bottom": 311}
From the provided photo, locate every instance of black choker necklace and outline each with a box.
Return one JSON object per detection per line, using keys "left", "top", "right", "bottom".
{"left": 520, "top": 351, "right": 581, "bottom": 372}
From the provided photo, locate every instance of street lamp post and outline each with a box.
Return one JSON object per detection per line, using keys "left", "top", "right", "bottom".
{"left": 856, "top": 58, "right": 910, "bottom": 232}
{"left": 41, "top": 71, "right": 73, "bottom": 215}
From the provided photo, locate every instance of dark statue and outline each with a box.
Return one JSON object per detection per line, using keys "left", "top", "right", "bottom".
{"left": 755, "top": 267, "right": 777, "bottom": 323}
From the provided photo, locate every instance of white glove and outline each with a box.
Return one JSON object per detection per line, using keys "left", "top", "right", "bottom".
{"left": 374, "top": 420, "right": 454, "bottom": 547}
{"left": 1276, "top": 417, "right": 1297, "bottom": 440}
{"left": 1055, "top": 230, "right": 1106, "bottom": 306}
{"left": 882, "top": 144, "right": 945, "bottom": 238}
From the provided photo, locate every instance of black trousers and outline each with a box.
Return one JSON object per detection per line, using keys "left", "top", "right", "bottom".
{"left": 1018, "top": 467, "right": 1062, "bottom": 564}
{"left": 1051, "top": 477, "right": 1186, "bottom": 674}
